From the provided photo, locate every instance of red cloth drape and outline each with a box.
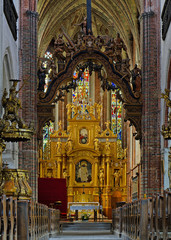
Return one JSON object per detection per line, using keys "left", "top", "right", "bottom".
{"left": 38, "top": 178, "right": 67, "bottom": 213}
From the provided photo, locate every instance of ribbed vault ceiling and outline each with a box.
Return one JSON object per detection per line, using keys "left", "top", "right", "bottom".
{"left": 38, "top": 0, "right": 141, "bottom": 64}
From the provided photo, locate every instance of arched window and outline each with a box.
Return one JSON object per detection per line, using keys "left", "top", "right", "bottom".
{"left": 72, "top": 69, "right": 90, "bottom": 112}
{"left": 43, "top": 120, "right": 54, "bottom": 152}
{"left": 42, "top": 51, "right": 53, "bottom": 92}
{"left": 111, "top": 83, "right": 122, "bottom": 140}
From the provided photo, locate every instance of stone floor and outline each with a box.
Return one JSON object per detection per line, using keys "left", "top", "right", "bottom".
{"left": 50, "top": 233, "right": 121, "bottom": 240}
{"left": 49, "top": 222, "right": 122, "bottom": 240}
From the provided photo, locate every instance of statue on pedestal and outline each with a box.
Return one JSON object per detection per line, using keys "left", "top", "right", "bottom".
{"left": 131, "top": 64, "right": 142, "bottom": 92}
{"left": 54, "top": 34, "right": 66, "bottom": 60}
{"left": 65, "top": 136, "right": 73, "bottom": 152}
{"left": 96, "top": 103, "right": 102, "bottom": 119}
{"left": 114, "top": 33, "right": 127, "bottom": 62}
{"left": 56, "top": 138, "right": 62, "bottom": 154}
{"left": 114, "top": 171, "right": 120, "bottom": 187}
{"left": 74, "top": 17, "right": 87, "bottom": 35}
{"left": 66, "top": 103, "right": 72, "bottom": 120}
{"left": 99, "top": 168, "right": 104, "bottom": 186}
{"left": 94, "top": 138, "right": 100, "bottom": 151}
{"left": 105, "top": 138, "right": 110, "bottom": 154}
{"left": 2, "top": 81, "right": 27, "bottom": 129}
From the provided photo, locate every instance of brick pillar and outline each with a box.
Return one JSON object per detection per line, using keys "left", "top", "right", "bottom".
{"left": 140, "top": 2, "right": 161, "bottom": 197}
{"left": 19, "top": 1, "right": 38, "bottom": 200}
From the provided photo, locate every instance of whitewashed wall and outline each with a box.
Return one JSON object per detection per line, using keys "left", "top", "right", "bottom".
{"left": 0, "top": 0, "right": 19, "bottom": 168}
{"left": 160, "top": 0, "right": 171, "bottom": 190}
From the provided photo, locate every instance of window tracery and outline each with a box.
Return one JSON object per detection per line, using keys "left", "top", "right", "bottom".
{"left": 111, "top": 83, "right": 122, "bottom": 140}
{"left": 72, "top": 69, "right": 90, "bottom": 114}
{"left": 43, "top": 120, "right": 54, "bottom": 152}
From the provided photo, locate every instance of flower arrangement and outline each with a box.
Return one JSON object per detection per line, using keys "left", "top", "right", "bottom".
{"left": 81, "top": 212, "right": 90, "bottom": 221}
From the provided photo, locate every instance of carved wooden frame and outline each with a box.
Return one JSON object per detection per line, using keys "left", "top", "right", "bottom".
{"left": 38, "top": 50, "right": 142, "bottom": 139}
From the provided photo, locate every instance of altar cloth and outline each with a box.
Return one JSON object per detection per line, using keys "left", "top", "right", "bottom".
{"left": 68, "top": 202, "right": 99, "bottom": 211}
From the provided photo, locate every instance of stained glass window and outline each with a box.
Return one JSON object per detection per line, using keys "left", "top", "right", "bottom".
{"left": 72, "top": 69, "right": 89, "bottom": 108}
{"left": 44, "top": 51, "right": 53, "bottom": 60}
{"left": 43, "top": 51, "right": 53, "bottom": 92}
{"left": 43, "top": 121, "right": 54, "bottom": 151}
{"left": 111, "top": 83, "right": 122, "bottom": 140}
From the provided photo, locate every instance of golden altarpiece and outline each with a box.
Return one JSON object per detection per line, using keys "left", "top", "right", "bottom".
{"left": 39, "top": 98, "right": 127, "bottom": 218}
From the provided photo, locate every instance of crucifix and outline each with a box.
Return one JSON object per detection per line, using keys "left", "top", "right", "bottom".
{"left": 87, "top": 0, "right": 92, "bottom": 33}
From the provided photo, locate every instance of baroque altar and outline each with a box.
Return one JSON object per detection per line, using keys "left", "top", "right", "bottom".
{"left": 39, "top": 100, "right": 127, "bottom": 218}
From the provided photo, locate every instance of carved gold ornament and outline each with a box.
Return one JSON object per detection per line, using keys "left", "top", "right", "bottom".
{"left": 0, "top": 80, "right": 33, "bottom": 198}
{"left": 161, "top": 89, "right": 171, "bottom": 139}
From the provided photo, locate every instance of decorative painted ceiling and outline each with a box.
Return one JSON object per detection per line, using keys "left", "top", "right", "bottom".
{"left": 38, "top": 0, "right": 141, "bottom": 65}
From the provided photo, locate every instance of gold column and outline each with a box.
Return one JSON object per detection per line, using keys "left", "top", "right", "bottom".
{"left": 54, "top": 103, "right": 59, "bottom": 131}
{"left": 62, "top": 154, "right": 67, "bottom": 170}
{"left": 103, "top": 156, "right": 112, "bottom": 218}
{"left": 57, "top": 157, "right": 62, "bottom": 178}
{"left": 123, "top": 161, "right": 127, "bottom": 186}
{"left": 94, "top": 159, "right": 98, "bottom": 186}
{"left": 93, "top": 158, "right": 99, "bottom": 202}
{"left": 107, "top": 91, "right": 111, "bottom": 122}
{"left": 39, "top": 161, "right": 43, "bottom": 177}
{"left": 106, "top": 157, "right": 111, "bottom": 187}
{"left": 67, "top": 91, "right": 72, "bottom": 123}
{"left": 101, "top": 155, "right": 106, "bottom": 185}
{"left": 68, "top": 157, "right": 74, "bottom": 202}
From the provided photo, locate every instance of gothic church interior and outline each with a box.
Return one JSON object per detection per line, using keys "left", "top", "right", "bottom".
{"left": 0, "top": 0, "right": 171, "bottom": 224}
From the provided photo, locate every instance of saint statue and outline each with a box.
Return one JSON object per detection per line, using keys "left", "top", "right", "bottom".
{"left": 96, "top": 103, "right": 102, "bottom": 119}
{"left": 99, "top": 169, "right": 104, "bottom": 186}
{"left": 65, "top": 136, "right": 73, "bottom": 152}
{"left": 114, "top": 171, "right": 120, "bottom": 187}
{"left": 63, "top": 169, "right": 69, "bottom": 186}
{"left": 105, "top": 138, "right": 110, "bottom": 154}
{"left": 131, "top": 64, "right": 142, "bottom": 92}
{"left": 66, "top": 104, "right": 72, "bottom": 119}
{"left": 94, "top": 138, "right": 100, "bottom": 151}
{"left": 114, "top": 33, "right": 127, "bottom": 62}
{"left": 54, "top": 34, "right": 66, "bottom": 60}
{"left": 74, "top": 17, "right": 87, "bottom": 35}
{"left": 37, "top": 63, "right": 48, "bottom": 91}
{"left": 56, "top": 138, "right": 62, "bottom": 154}
{"left": 2, "top": 81, "right": 27, "bottom": 129}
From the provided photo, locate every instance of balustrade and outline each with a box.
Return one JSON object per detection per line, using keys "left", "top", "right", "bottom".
{"left": 0, "top": 195, "right": 60, "bottom": 240}
{"left": 112, "top": 191, "right": 171, "bottom": 240}
{"left": 0, "top": 195, "right": 17, "bottom": 240}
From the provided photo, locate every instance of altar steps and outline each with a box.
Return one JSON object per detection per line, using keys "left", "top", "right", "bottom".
{"left": 50, "top": 235, "right": 121, "bottom": 240}
{"left": 49, "top": 222, "right": 122, "bottom": 240}
{"left": 61, "top": 222, "right": 112, "bottom": 233}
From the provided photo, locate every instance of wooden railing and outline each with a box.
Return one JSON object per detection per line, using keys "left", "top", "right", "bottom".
{"left": 0, "top": 195, "right": 17, "bottom": 240}
{"left": 0, "top": 195, "right": 60, "bottom": 240}
{"left": 112, "top": 191, "right": 171, "bottom": 240}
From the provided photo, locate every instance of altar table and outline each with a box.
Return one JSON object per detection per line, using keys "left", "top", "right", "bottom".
{"left": 68, "top": 202, "right": 99, "bottom": 211}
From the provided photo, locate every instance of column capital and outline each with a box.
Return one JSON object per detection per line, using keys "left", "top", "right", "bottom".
{"left": 26, "top": 10, "right": 39, "bottom": 18}
{"left": 139, "top": 11, "right": 154, "bottom": 21}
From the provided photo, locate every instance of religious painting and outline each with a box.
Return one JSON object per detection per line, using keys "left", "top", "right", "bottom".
{"left": 79, "top": 128, "right": 88, "bottom": 144}
{"left": 75, "top": 160, "right": 92, "bottom": 182}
